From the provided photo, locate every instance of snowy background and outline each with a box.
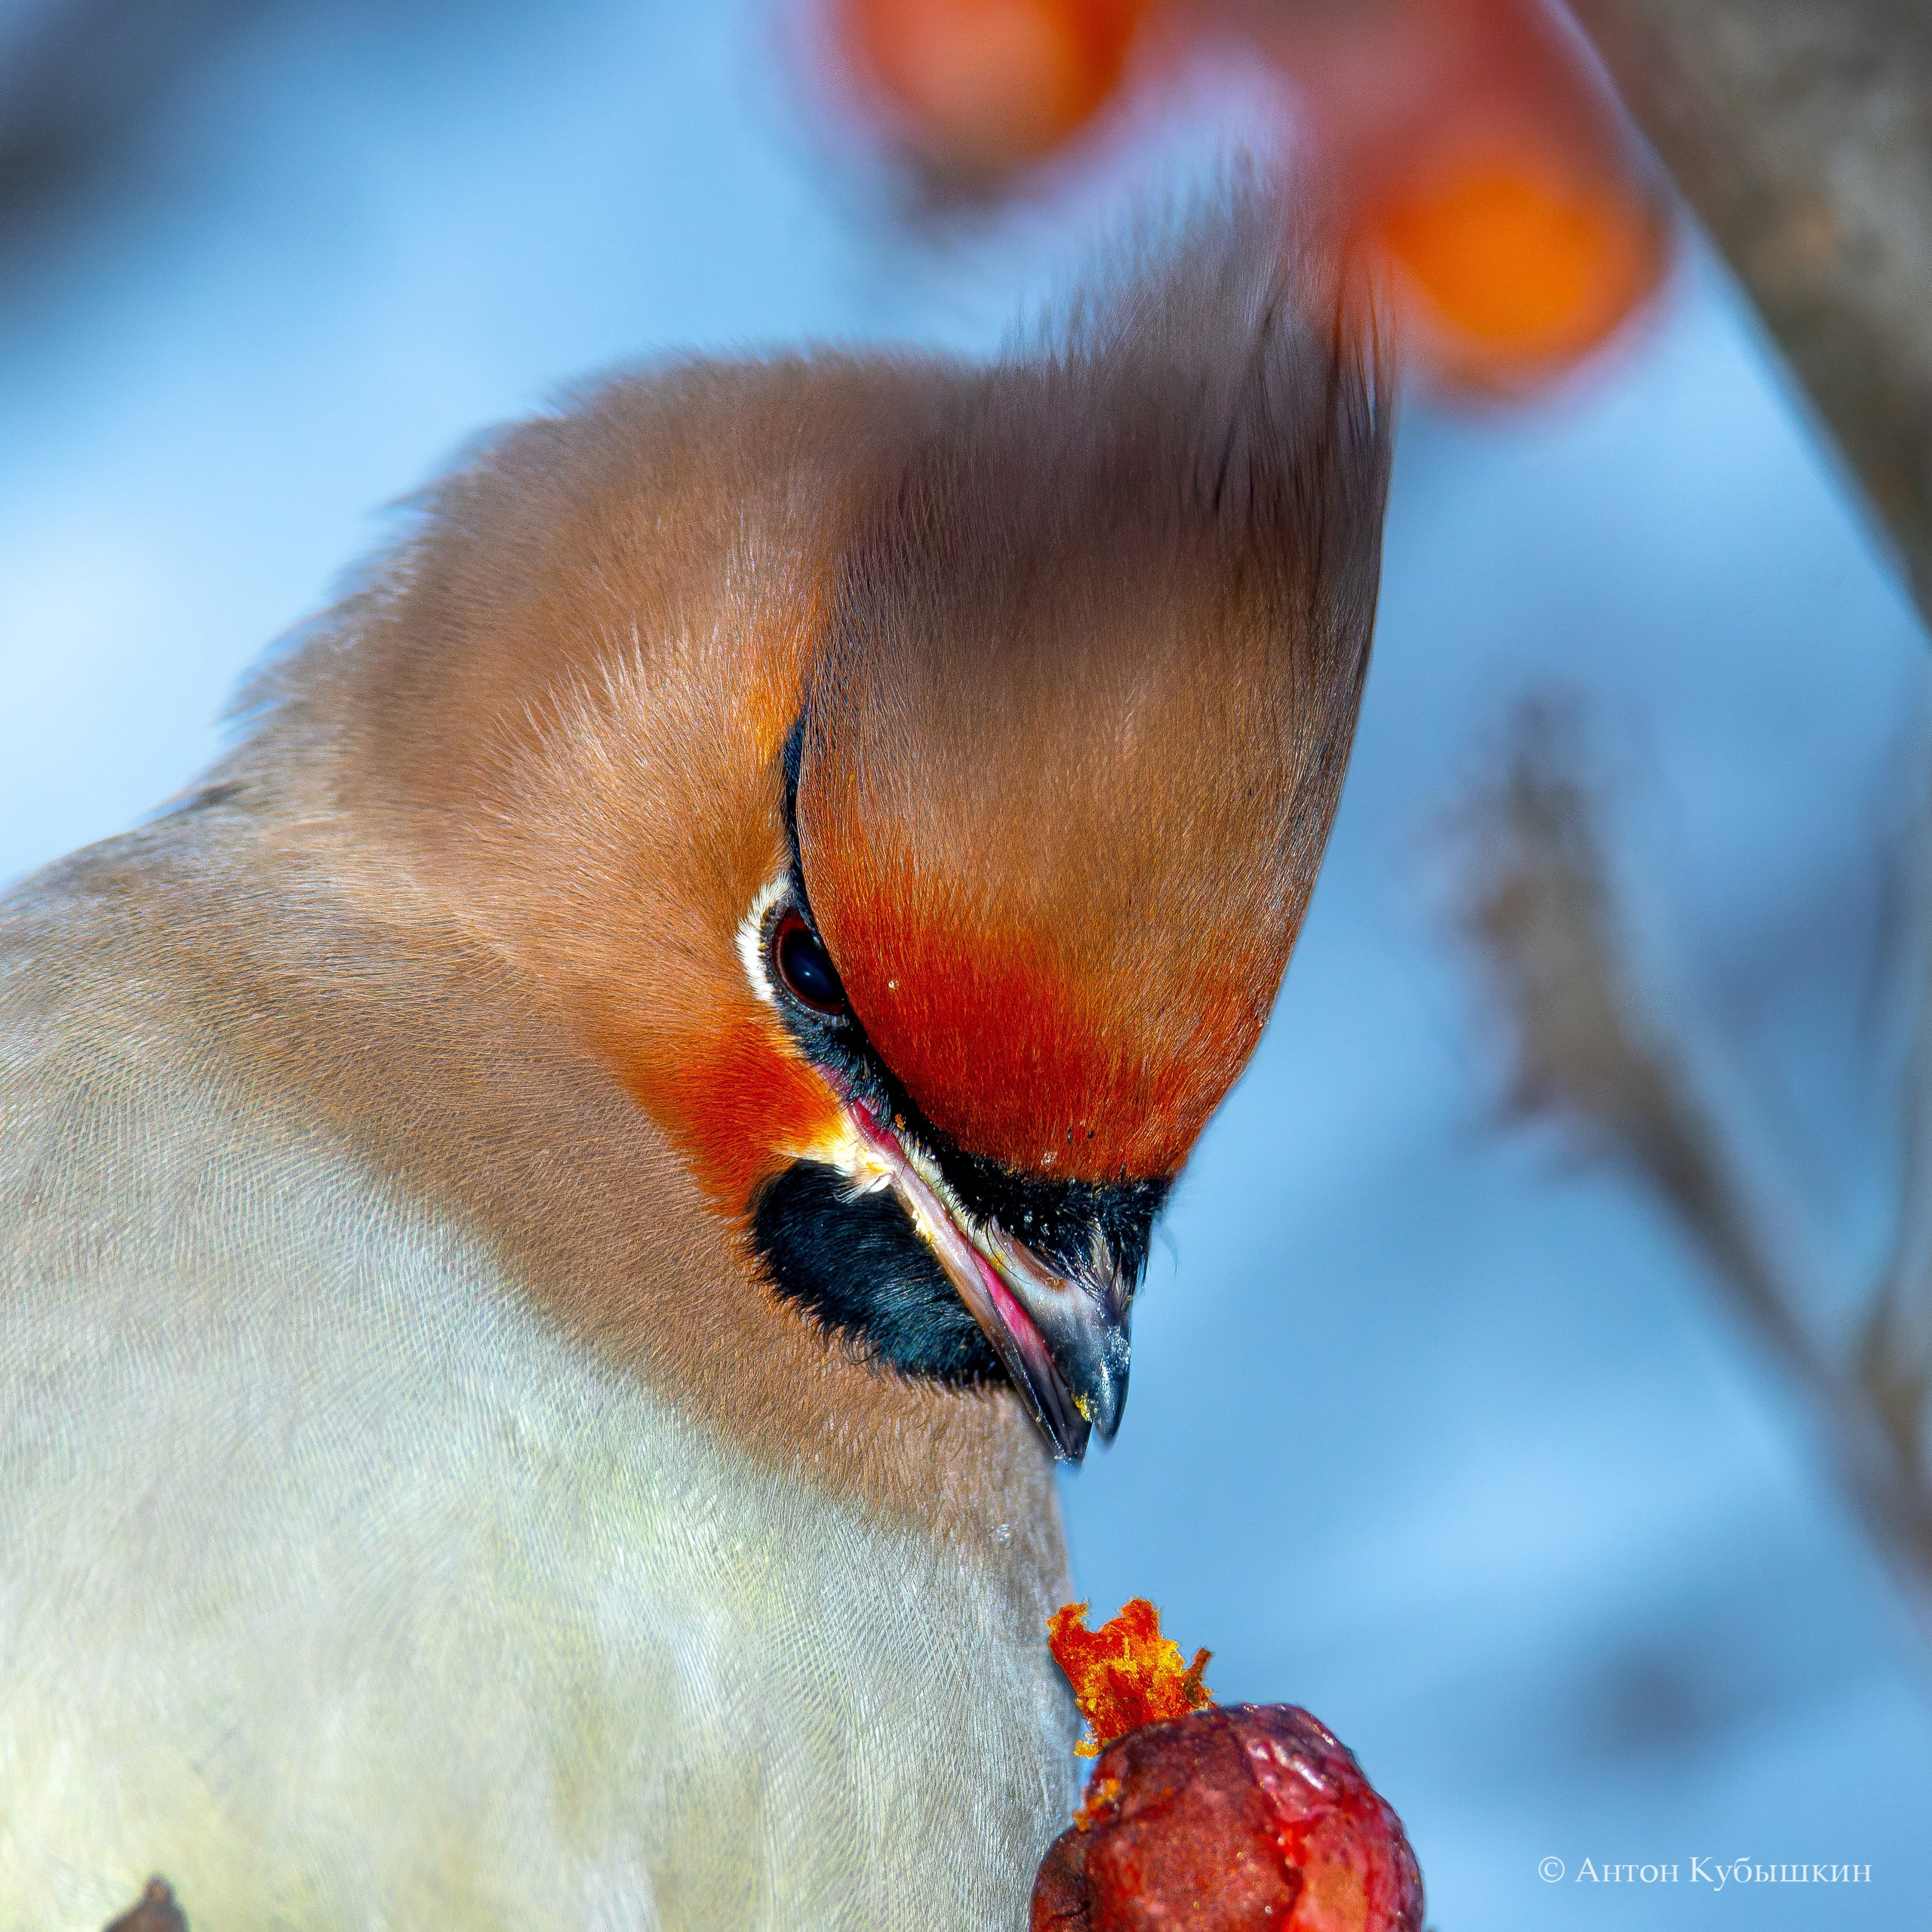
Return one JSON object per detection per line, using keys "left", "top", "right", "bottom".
{"left": 3, "top": 2, "right": 1929, "bottom": 1925}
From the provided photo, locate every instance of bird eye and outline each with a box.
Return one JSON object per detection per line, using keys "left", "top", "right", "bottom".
{"left": 771, "top": 912, "right": 849, "bottom": 1016}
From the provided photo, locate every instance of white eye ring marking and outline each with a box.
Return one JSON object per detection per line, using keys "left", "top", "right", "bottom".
{"left": 735, "top": 872, "right": 791, "bottom": 1008}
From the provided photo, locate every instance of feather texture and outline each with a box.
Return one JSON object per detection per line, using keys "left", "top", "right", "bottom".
{"left": 0, "top": 175, "right": 1389, "bottom": 1927}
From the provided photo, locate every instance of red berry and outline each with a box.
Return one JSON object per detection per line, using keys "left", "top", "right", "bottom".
{"left": 1032, "top": 1704, "right": 1424, "bottom": 1932}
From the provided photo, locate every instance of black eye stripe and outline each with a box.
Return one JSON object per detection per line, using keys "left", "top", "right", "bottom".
{"left": 771, "top": 911, "right": 848, "bottom": 1015}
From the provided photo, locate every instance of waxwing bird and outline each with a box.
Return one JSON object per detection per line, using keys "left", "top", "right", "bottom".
{"left": 0, "top": 183, "right": 1389, "bottom": 1930}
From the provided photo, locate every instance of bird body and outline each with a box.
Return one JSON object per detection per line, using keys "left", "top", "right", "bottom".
{"left": 0, "top": 192, "right": 1389, "bottom": 1928}
{"left": 0, "top": 799, "right": 1072, "bottom": 1928}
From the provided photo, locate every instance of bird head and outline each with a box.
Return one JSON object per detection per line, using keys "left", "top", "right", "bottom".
{"left": 319, "top": 186, "right": 1389, "bottom": 1466}
{"left": 720, "top": 203, "right": 1388, "bottom": 1463}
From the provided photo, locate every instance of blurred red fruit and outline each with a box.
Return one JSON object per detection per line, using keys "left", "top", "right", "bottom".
{"left": 1263, "top": 0, "right": 1669, "bottom": 389}
{"left": 839, "top": 0, "right": 1152, "bottom": 175}
{"left": 1032, "top": 1703, "right": 1425, "bottom": 1932}
{"left": 826, "top": 0, "right": 1667, "bottom": 383}
{"left": 1362, "top": 134, "right": 1666, "bottom": 389}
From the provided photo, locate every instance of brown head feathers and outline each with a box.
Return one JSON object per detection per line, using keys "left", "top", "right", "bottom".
{"left": 801, "top": 192, "right": 1391, "bottom": 1179}
{"left": 230, "top": 173, "right": 1392, "bottom": 1213}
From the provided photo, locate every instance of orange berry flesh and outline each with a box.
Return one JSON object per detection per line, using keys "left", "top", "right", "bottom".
{"left": 1048, "top": 1598, "right": 1214, "bottom": 1757}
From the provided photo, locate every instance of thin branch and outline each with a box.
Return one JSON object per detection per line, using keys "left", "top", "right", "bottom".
{"left": 1857, "top": 783, "right": 1932, "bottom": 1486}
{"left": 1562, "top": 0, "right": 1932, "bottom": 624}
{"left": 1460, "top": 702, "right": 1932, "bottom": 1638}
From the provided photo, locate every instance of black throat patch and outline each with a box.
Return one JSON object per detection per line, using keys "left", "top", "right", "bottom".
{"left": 751, "top": 1161, "right": 1004, "bottom": 1386}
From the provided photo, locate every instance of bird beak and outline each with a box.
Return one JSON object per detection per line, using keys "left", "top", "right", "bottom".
{"left": 844, "top": 1102, "right": 1131, "bottom": 1463}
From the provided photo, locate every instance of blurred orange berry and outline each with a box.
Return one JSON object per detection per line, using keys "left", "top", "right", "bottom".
{"left": 827, "top": 0, "right": 1668, "bottom": 389}
{"left": 1363, "top": 138, "right": 1666, "bottom": 388}
{"left": 841, "top": 0, "right": 1153, "bottom": 176}
{"left": 1257, "top": 0, "right": 1670, "bottom": 390}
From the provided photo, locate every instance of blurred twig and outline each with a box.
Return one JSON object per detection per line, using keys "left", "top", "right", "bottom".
{"left": 0, "top": 0, "right": 257, "bottom": 258}
{"left": 0, "top": 0, "right": 477, "bottom": 281}
{"left": 1561, "top": 0, "right": 1932, "bottom": 626}
{"left": 1461, "top": 701, "right": 1932, "bottom": 1639}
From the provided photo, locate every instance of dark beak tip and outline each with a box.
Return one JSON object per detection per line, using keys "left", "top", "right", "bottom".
{"left": 1045, "top": 1339, "right": 1128, "bottom": 1463}
{"left": 1087, "top": 1362, "right": 1130, "bottom": 1444}
{"left": 976, "top": 1248, "right": 1132, "bottom": 1466}
{"left": 1051, "top": 1377, "right": 1127, "bottom": 1464}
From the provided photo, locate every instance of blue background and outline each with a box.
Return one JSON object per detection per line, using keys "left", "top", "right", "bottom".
{"left": 3, "top": 2, "right": 1928, "bottom": 1924}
